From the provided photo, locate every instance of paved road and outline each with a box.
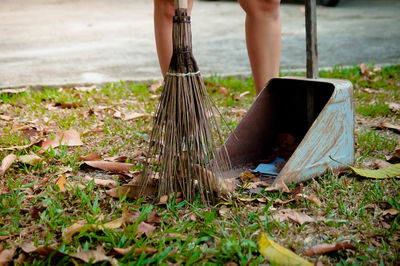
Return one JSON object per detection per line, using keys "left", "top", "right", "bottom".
{"left": 0, "top": 0, "right": 399, "bottom": 88}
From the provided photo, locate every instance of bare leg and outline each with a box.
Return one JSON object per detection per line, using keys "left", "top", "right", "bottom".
{"left": 238, "top": 0, "right": 281, "bottom": 94}
{"left": 154, "top": 0, "right": 193, "bottom": 77}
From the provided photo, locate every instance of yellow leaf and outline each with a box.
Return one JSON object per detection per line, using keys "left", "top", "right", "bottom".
{"left": 349, "top": 163, "right": 400, "bottom": 179}
{"left": 259, "top": 234, "right": 312, "bottom": 266}
{"left": 57, "top": 174, "right": 67, "bottom": 191}
{"left": 330, "top": 156, "right": 400, "bottom": 179}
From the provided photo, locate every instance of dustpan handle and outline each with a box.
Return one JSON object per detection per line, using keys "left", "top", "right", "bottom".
{"left": 175, "top": 0, "right": 188, "bottom": 9}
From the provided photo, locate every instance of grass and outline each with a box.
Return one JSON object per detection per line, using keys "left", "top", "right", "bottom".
{"left": 0, "top": 64, "right": 399, "bottom": 265}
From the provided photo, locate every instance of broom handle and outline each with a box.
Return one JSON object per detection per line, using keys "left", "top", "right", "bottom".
{"left": 175, "top": 0, "right": 188, "bottom": 9}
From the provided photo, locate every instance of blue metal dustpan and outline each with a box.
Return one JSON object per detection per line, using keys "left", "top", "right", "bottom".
{"left": 220, "top": 0, "right": 354, "bottom": 188}
{"left": 220, "top": 77, "right": 354, "bottom": 187}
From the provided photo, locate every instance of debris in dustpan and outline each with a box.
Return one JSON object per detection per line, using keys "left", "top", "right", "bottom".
{"left": 251, "top": 157, "right": 286, "bottom": 177}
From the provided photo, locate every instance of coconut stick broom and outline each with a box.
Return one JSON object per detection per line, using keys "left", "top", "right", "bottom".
{"left": 140, "top": 0, "right": 230, "bottom": 204}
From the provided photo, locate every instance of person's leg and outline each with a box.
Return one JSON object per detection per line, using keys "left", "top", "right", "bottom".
{"left": 238, "top": 0, "right": 281, "bottom": 94}
{"left": 154, "top": 0, "right": 193, "bottom": 77}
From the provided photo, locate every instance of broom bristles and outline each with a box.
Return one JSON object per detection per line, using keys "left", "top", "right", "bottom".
{"left": 141, "top": 8, "right": 230, "bottom": 204}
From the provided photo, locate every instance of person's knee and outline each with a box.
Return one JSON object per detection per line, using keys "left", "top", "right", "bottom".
{"left": 154, "top": 0, "right": 175, "bottom": 20}
{"left": 238, "top": 0, "right": 280, "bottom": 18}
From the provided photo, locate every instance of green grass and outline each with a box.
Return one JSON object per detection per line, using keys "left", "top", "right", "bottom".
{"left": 0, "top": 64, "right": 399, "bottom": 265}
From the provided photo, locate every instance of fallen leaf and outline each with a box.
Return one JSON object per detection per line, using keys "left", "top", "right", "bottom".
{"left": 113, "top": 246, "right": 157, "bottom": 256}
{"left": 83, "top": 161, "right": 134, "bottom": 173}
{"left": 389, "top": 102, "right": 400, "bottom": 113}
{"left": 0, "top": 87, "right": 29, "bottom": 94}
{"left": 71, "top": 85, "right": 97, "bottom": 92}
{"left": 146, "top": 212, "right": 162, "bottom": 224}
{"left": 360, "top": 63, "right": 371, "bottom": 77}
{"left": 374, "top": 159, "right": 392, "bottom": 169}
{"left": 331, "top": 157, "right": 400, "bottom": 178}
{"left": 106, "top": 182, "right": 157, "bottom": 199}
{"left": 379, "top": 122, "right": 400, "bottom": 133}
{"left": 79, "top": 152, "right": 102, "bottom": 161}
{"left": 0, "top": 115, "right": 12, "bottom": 121}
{"left": 266, "top": 178, "right": 290, "bottom": 193}
{"left": 62, "top": 216, "right": 126, "bottom": 242}
{"left": 386, "top": 146, "right": 400, "bottom": 163}
{"left": 104, "top": 155, "right": 129, "bottom": 162}
{"left": 41, "top": 129, "right": 83, "bottom": 150}
{"left": 0, "top": 139, "right": 42, "bottom": 151}
{"left": 273, "top": 198, "right": 295, "bottom": 206}
{"left": 272, "top": 209, "right": 314, "bottom": 225}
{"left": 373, "top": 66, "right": 382, "bottom": 72}
{"left": 0, "top": 154, "right": 17, "bottom": 176}
{"left": 218, "top": 86, "right": 229, "bottom": 95}
{"left": 83, "top": 176, "right": 117, "bottom": 188}
{"left": 259, "top": 233, "right": 312, "bottom": 266}
{"left": 302, "top": 242, "right": 356, "bottom": 256}
{"left": 137, "top": 221, "right": 156, "bottom": 236}
{"left": 157, "top": 192, "right": 182, "bottom": 205}
{"left": 113, "top": 110, "right": 122, "bottom": 119}
{"left": 71, "top": 248, "right": 115, "bottom": 264}
{"left": 218, "top": 205, "right": 230, "bottom": 216}
{"left": 0, "top": 248, "right": 16, "bottom": 265}
{"left": 380, "top": 208, "right": 399, "bottom": 218}
{"left": 238, "top": 91, "right": 250, "bottom": 99}
{"left": 231, "top": 108, "right": 247, "bottom": 117}
{"left": 18, "top": 154, "right": 43, "bottom": 165}
{"left": 20, "top": 242, "right": 60, "bottom": 256}
{"left": 123, "top": 112, "right": 150, "bottom": 121}
{"left": 166, "top": 232, "right": 187, "bottom": 239}
{"left": 239, "top": 171, "right": 255, "bottom": 182}
{"left": 57, "top": 174, "right": 67, "bottom": 191}
{"left": 296, "top": 193, "right": 322, "bottom": 207}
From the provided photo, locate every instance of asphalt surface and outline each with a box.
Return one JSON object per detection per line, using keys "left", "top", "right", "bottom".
{"left": 0, "top": 0, "right": 399, "bottom": 88}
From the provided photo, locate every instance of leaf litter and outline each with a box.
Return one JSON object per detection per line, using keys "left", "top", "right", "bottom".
{"left": 0, "top": 67, "right": 399, "bottom": 265}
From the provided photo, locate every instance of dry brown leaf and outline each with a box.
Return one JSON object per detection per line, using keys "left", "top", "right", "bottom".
{"left": 157, "top": 192, "right": 182, "bottom": 205}
{"left": 379, "top": 122, "right": 400, "bottom": 133}
{"left": 54, "top": 102, "right": 83, "bottom": 109}
{"left": 106, "top": 181, "right": 157, "bottom": 199}
{"left": 389, "top": 102, "right": 400, "bottom": 113}
{"left": 137, "top": 221, "right": 156, "bottom": 236}
{"left": 273, "top": 198, "right": 295, "bottom": 206}
{"left": 219, "top": 205, "right": 230, "bottom": 216}
{"left": 303, "top": 242, "right": 356, "bottom": 256}
{"left": 266, "top": 179, "right": 290, "bottom": 193}
{"left": 218, "top": 86, "right": 229, "bottom": 95}
{"left": 41, "top": 129, "right": 83, "bottom": 150}
{"left": 104, "top": 155, "right": 129, "bottom": 162}
{"left": 146, "top": 212, "right": 162, "bottom": 224}
{"left": 0, "top": 115, "right": 12, "bottom": 121}
{"left": 0, "top": 154, "right": 17, "bottom": 176}
{"left": 18, "top": 154, "right": 42, "bottom": 165}
{"left": 83, "top": 176, "right": 117, "bottom": 188}
{"left": 296, "top": 193, "right": 322, "bottom": 207}
{"left": 374, "top": 159, "right": 392, "bottom": 169}
{"left": 83, "top": 160, "right": 134, "bottom": 173}
{"left": 125, "top": 211, "right": 141, "bottom": 224}
{"left": 79, "top": 152, "right": 102, "bottom": 161}
{"left": 239, "top": 171, "right": 255, "bottom": 182}
{"left": 71, "top": 247, "right": 115, "bottom": 264}
{"left": 0, "top": 248, "right": 16, "bottom": 265}
{"left": 0, "top": 87, "right": 29, "bottom": 94}
{"left": 113, "top": 246, "right": 158, "bottom": 256}
{"left": 123, "top": 112, "right": 150, "bottom": 121}
{"left": 0, "top": 139, "right": 42, "bottom": 152}
{"left": 71, "top": 85, "right": 97, "bottom": 92}
{"left": 113, "top": 110, "right": 122, "bottom": 119}
{"left": 272, "top": 209, "right": 314, "bottom": 225}
{"left": 380, "top": 208, "right": 399, "bottom": 217}
{"left": 20, "top": 242, "right": 60, "bottom": 256}
{"left": 360, "top": 63, "right": 371, "bottom": 77}
{"left": 386, "top": 146, "right": 400, "bottom": 163}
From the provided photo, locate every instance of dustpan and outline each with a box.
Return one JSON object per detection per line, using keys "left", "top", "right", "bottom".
{"left": 220, "top": 0, "right": 354, "bottom": 187}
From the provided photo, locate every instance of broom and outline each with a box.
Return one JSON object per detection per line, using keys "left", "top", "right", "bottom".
{"left": 140, "top": 0, "right": 230, "bottom": 204}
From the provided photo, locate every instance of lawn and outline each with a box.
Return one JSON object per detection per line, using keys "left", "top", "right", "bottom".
{"left": 0, "top": 64, "right": 399, "bottom": 265}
